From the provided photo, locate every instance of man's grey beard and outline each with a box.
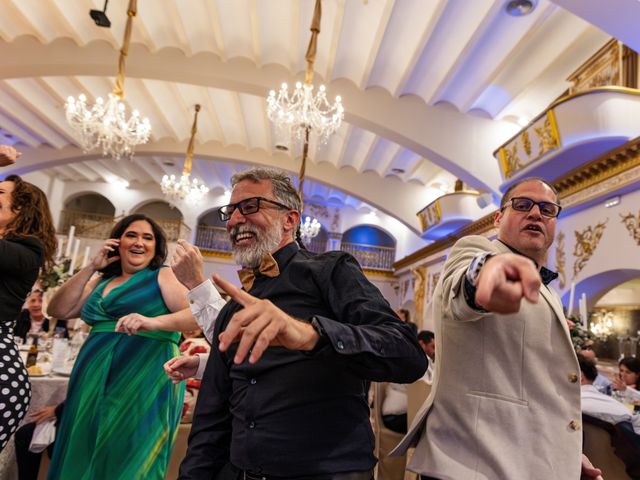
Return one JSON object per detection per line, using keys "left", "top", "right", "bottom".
{"left": 230, "top": 221, "right": 283, "bottom": 268}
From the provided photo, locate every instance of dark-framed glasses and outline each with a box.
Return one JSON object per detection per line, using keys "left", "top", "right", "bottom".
{"left": 217, "top": 196, "right": 292, "bottom": 222}
{"left": 502, "top": 196, "right": 562, "bottom": 218}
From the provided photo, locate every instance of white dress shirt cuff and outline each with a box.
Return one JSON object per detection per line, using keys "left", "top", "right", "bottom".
{"left": 187, "top": 279, "right": 226, "bottom": 344}
{"left": 195, "top": 353, "right": 209, "bottom": 380}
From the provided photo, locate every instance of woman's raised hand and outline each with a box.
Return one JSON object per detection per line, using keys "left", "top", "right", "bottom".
{"left": 92, "top": 239, "right": 121, "bottom": 270}
{"left": 0, "top": 145, "right": 21, "bottom": 166}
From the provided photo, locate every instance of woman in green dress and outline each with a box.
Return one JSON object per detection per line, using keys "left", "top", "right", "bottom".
{"left": 46, "top": 214, "right": 197, "bottom": 479}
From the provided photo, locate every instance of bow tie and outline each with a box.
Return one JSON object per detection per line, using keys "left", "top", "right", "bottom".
{"left": 237, "top": 253, "right": 280, "bottom": 291}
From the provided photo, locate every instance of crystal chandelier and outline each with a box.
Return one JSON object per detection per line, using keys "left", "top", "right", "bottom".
{"left": 299, "top": 216, "right": 321, "bottom": 243}
{"left": 267, "top": 81, "right": 343, "bottom": 145}
{"left": 267, "top": 0, "right": 344, "bottom": 241}
{"left": 65, "top": 0, "right": 151, "bottom": 160}
{"left": 161, "top": 105, "right": 209, "bottom": 207}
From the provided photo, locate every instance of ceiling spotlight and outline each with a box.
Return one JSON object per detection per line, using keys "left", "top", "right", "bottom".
{"left": 505, "top": 0, "right": 537, "bottom": 16}
{"left": 90, "top": 0, "right": 111, "bottom": 28}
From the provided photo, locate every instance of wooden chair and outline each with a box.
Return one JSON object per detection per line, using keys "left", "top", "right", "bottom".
{"left": 406, "top": 378, "right": 431, "bottom": 428}
{"left": 582, "top": 415, "right": 634, "bottom": 480}
{"left": 403, "top": 378, "right": 432, "bottom": 480}
{"left": 372, "top": 382, "right": 407, "bottom": 480}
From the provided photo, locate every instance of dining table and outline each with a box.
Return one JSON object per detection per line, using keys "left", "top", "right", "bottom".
{"left": 0, "top": 359, "right": 70, "bottom": 480}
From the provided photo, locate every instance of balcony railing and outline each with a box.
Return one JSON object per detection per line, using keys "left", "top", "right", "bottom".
{"left": 195, "top": 225, "right": 233, "bottom": 253}
{"left": 59, "top": 209, "right": 115, "bottom": 239}
{"left": 59, "top": 210, "right": 191, "bottom": 242}
{"left": 340, "top": 242, "right": 395, "bottom": 271}
{"left": 306, "top": 236, "right": 328, "bottom": 254}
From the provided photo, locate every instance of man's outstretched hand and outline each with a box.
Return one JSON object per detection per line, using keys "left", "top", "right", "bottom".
{"left": 475, "top": 253, "right": 541, "bottom": 314}
{"left": 213, "top": 274, "right": 319, "bottom": 364}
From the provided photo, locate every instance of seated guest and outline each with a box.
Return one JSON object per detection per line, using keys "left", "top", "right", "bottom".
{"left": 579, "top": 354, "right": 640, "bottom": 434}
{"left": 382, "top": 330, "right": 436, "bottom": 433}
{"left": 396, "top": 308, "right": 417, "bottom": 335}
{"left": 613, "top": 357, "right": 640, "bottom": 406}
{"left": 579, "top": 347, "right": 612, "bottom": 394}
{"left": 417, "top": 330, "right": 435, "bottom": 382}
{"left": 382, "top": 382, "right": 408, "bottom": 434}
{"left": 15, "top": 402, "right": 64, "bottom": 480}
{"left": 14, "top": 288, "right": 68, "bottom": 342}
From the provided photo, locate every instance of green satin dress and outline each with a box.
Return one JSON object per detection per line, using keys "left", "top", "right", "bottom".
{"left": 48, "top": 267, "right": 184, "bottom": 480}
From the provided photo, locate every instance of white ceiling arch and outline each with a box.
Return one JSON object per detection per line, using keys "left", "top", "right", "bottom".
{"left": 0, "top": 0, "right": 625, "bottom": 239}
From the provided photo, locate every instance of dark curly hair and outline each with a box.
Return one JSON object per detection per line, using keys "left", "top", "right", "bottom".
{"left": 3, "top": 175, "right": 57, "bottom": 271}
{"left": 99, "top": 213, "right": 168, "bottom": 279}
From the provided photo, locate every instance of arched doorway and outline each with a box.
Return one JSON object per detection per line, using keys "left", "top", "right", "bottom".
{"left": 60, "top": 193, "right": 116, "bottom": 239}
{"left": 132, "top": 201, "right": 185, "bottom": 242}
{"left": 341, "top": 225, "right": 396, "bottom": 271}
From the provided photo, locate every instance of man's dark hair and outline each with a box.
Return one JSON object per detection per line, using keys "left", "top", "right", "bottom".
{"left": 578, "top": 354, "right": 598, "bottom": 382}
{"left": 500, "top": 177, "right": 559, "bottom": 210}
{"left": 619, "top": 356, "right": 640, "bottom": 376}
{"left": 418, "top": 330, "right": 435, "bottom": 344}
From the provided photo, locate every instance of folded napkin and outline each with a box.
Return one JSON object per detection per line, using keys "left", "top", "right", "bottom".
{"left": 29, "top": 420, "right": 56, "bottom": 453}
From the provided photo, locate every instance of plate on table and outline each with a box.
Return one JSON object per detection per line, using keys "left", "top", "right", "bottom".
{"left": 52, "top": 365, "right": 73, "bottom": 377}
{"left": 27, "top": 365, "right": 50, "bottom": 377}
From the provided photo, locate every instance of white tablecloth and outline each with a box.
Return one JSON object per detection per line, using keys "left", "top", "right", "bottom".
{"left": 0, "top": 374, "right": 69, "bottom": 480}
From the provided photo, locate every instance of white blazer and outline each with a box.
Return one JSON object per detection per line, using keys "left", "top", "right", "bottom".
{"left": 392, "top": 236, "right": 582, "bottom": 480}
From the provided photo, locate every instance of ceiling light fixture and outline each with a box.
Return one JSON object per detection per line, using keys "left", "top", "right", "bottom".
{"left": 267, "top": 0, "right": 342, "bottom": 242}
{"left": 505, "top": 0, "right": 538, "bottom": 16}
{"left": 66, "top": 0, "right": 151, "bottom": 160}
{"left": 161, "top": 104, "right": 209, "bottom": 207}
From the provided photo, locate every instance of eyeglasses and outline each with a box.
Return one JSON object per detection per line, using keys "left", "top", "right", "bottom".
{"left": 217, "top": 196, "right": 292, "bottom": 222}
{"left": 502, "top": 196, "right": 562, "bottom": 218}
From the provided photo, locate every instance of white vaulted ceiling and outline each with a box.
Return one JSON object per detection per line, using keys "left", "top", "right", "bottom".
{"left": 0, "top": 0, "right": 621, "bottom": 232}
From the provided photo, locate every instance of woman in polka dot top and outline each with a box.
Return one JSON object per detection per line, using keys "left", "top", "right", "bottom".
{"left": 0, "top": 171, "right": 56, "bottom": 452}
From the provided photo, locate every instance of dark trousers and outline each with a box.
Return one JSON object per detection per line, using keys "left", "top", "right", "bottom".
{"left": 14, "top": 422, "right": 55, "bottom": 480}
{"left": 216, "top": 464, "right": 373, "bottom": 480}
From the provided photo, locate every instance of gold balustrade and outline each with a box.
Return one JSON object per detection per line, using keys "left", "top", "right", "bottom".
{"left": 59, "top": 210, "right": 190, "bottom": 242}
{"left": 340, "top": 242, "right": 395, "bottom": 271}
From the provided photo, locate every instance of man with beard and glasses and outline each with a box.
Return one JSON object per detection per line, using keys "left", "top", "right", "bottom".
{"left": 392, "top": 177, "right": 602, "bottom": 480}
{"left": 176, "top": 167, "right": 427, "bottom": 480}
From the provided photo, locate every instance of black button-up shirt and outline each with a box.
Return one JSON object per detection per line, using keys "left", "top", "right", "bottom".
{"left": 180, "top": 242, "right": 427, "bottom": 479}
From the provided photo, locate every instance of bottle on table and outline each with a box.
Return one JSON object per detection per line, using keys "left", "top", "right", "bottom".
{"left": 26, "top": 337, "right": 39, "bottom": 368}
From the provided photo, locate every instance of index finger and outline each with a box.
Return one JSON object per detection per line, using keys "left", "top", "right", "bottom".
{"left": 212, "top": 274, "right": 257, "bottom": 307}
{"left": 510, "top": 257, "right": 540, "bottom": 302}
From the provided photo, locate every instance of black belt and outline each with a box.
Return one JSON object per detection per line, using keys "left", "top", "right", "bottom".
{"left": 240, "top": 469, "right": 374, "bottom": 480}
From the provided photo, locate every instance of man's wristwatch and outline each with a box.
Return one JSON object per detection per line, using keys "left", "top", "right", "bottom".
{"left": 466, "top": 252, "right": 494, "bottom": 288}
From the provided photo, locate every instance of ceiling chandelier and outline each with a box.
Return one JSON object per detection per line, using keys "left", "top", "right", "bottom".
{"left": 161, "top": 104, "right": 209, "bottom": 207}
{"left": 267, "top": 0, "right": 342, "bottom": 242}
{"left": 65, "top": 0, "right": 151, "bottom": 160}
{"left": 299, "top": 216, "right": 321, "bottom": 243}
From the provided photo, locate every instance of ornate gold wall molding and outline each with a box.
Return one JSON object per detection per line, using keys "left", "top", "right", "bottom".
{"left": 555, "top": 231, "right": 566, "bottom": 289}
{"left": 620, "top": 210, "right": 640, "bottom": 245}
{"left": 572, "top": 220, "right": 608, "bottom": 278}
{"left": 417, "top": 199, "right": 443, "bottom": 232}
{"left": 554, "top": 137, "right": 640, "bottom": 207}
{"left": 429, "top": 272, "right": 441, "bottom": 298}
{"left": 201, "top": 249, "right": 233, "bottom": 259}
{"left": 497, "top": 110, "right": 561, "bottom": 179}
{"left": 567, "top": 39, "right": 637, "bottom": 94}
{"left": 395, "top": 212, "right": 496, "bottom": 270}
{"left": 412, "top": 265, "right": 428, "bottom": 325}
